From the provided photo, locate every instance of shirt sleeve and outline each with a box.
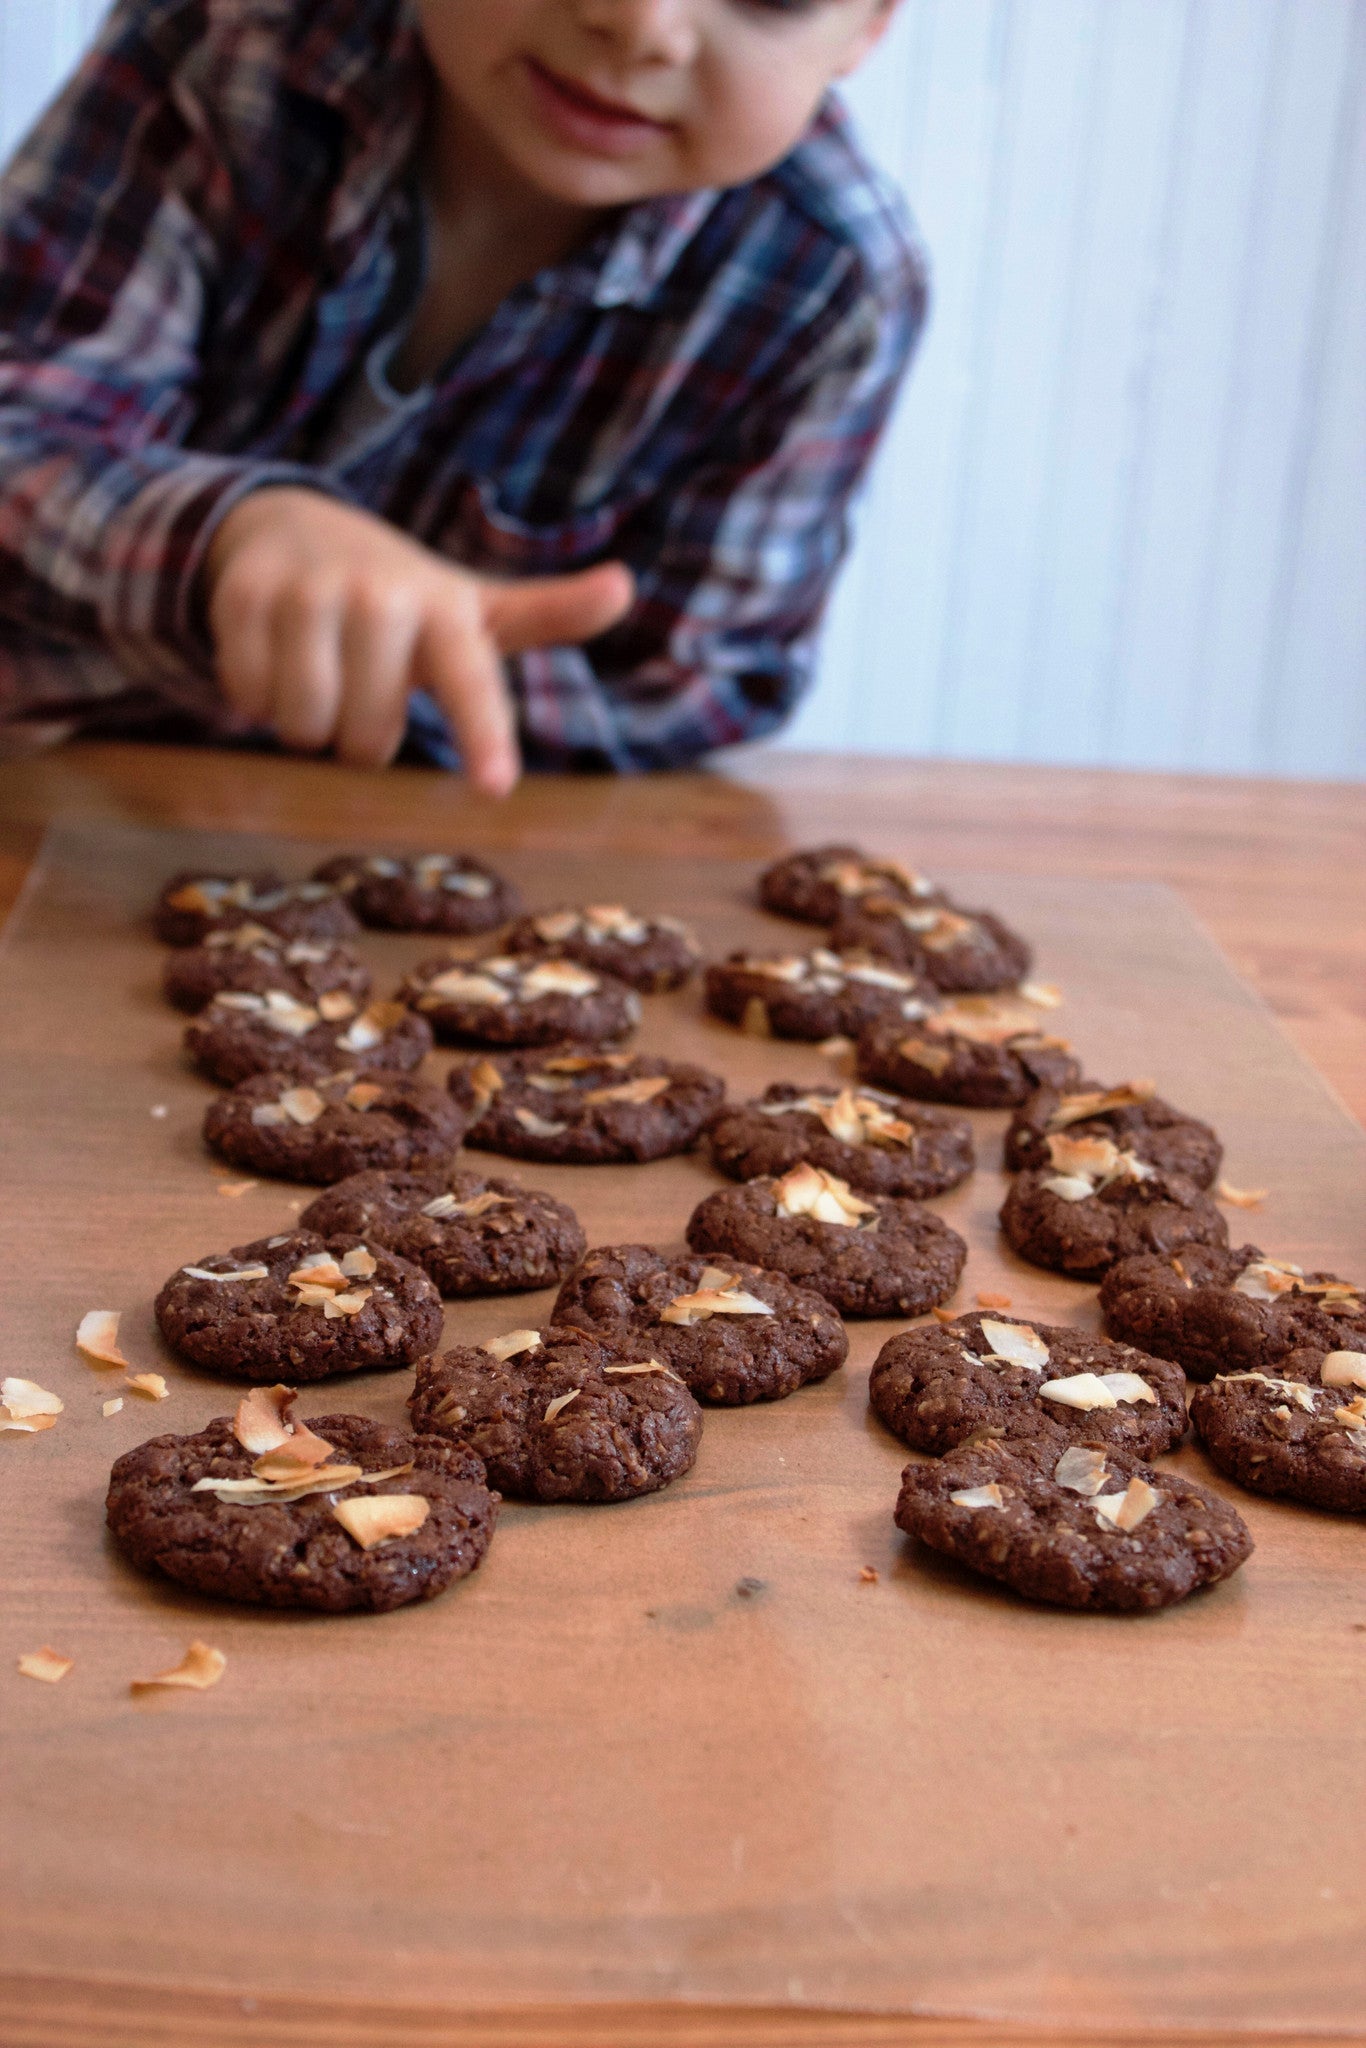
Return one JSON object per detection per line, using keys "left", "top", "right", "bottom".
{"left": 0, "top": 0, "right": 341, "bottom": 727}
{"left": 508, "top": 264, "right": 924, "bottom": 773}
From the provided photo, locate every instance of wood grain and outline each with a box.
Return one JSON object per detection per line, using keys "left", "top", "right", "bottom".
{"left": 1, "top": 744, "right": 1362, "bottom": 1124}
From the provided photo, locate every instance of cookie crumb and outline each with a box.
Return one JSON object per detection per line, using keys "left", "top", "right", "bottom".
{"left": 735, "top": 1577, "right": 766, "bottom": 1599}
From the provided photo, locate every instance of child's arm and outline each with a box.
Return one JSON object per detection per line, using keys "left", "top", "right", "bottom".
{"left": 0, "top": 0, "right": 627, "bottom": 790}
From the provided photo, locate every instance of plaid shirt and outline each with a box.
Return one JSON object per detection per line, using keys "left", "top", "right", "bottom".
{"left": 0, "top": 0, "right": 926, "bottom": 770}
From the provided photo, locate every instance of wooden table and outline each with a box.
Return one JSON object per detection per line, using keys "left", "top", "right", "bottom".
{"left": 2, "top": 742, "right": 1364, "bottom": 2048}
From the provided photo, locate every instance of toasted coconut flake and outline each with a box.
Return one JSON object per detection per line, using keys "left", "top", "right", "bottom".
{"left": 1333, "top": 1395, "right": 1366, "bottom": 1434}
{"left": 256, "top": 990, "right": 321, "bottom": 1036}
{"left": 520, "top": 959, "right": 600, "bottom": 998}
{"left": 661, "top": 1282, "right": 775, "bottom": 1326}
{"left": 744, "top": 955, "right": 809, "bottom": 984}
{"left": 514, "top": 1109, "right": 569, "bottom": 1138}
{"left": 897, "top": 1036, "right": 952, "bottom": 1074}
{"left": 1046, "top": 1080, "right": 1158, "bottom": 1130}
{"left": 545, "top": 1053, "right": 631, "bottom": 1074}
{"left": 102, "top": 1398, "right": 124, "bottom": 1418}
{"left": 697, "top": 1265, "right": 737, "bottom": 1290}
{"left": 1, "top": 1377, "right": 63, "bottom": 1420}
{"left": 125, "top": 1373, "right": 170, "bottom": 1402}
{"left": 533, "top": 910, "right": 581, "bottom": 943}
{"left": 949, "top": 1483, "right": 1006, "bottom": 1511}
{"left": 344, "top": 1082, "right": 385, "bottom": 1112}
{"left": 1232, "top": 1257, "right": 1303, "bottom": 1301}
{"left": 582, "top": 1075, "right": 672, "bottom": 1106}
{"left": 543, "top": 1389, "right": 581, "bottom": 1423}
{"left": 773, "top": 1162, "right": 877, "bottom": 1227}
{"left": 323, "top": 1289, "right": 373, "bottom": 1320}
{"left": 217, "top": 1179, "right": 258, "bottom": 1199}
{"left": 333, "top": 1493, "right": 429, "bottom": 1549}
{"left": 1054, "top": 1445, "right": 1109, "bottom": 1496}
{"left": 1094, "top": 1476, "right": 1162, "bottom": 1532}
{"left": 422, "top": 1189, "right": 507, "bottom": 1221}
{"left": 232, "top": 1384, "right": 296, "bottom": 1455}
{"left": 166, "top": 882, "right": 218, "bottom": 914}
{"left": 150, "top": 1103, "right": 169, "bottom": 1118}
{"left": 1046, "top": 1132, "right": 1138, "bottom": 1183}
{"left": 1321, "top": 1352, "right": 1366, "bottom": 1391}
{"left": 931, "top": 1306, "right": 960, "bottom": 1326}
{"left": 1019, "top": 982, "right": 1063, "bottom": 1009}
{"left": 18, "top": 1646, "right": 73, "bottom": 1684}
{"left": 818, "top": 1035, "right": 855, "bottom": 1060}
{"left": 76, "top": 1310, "right": 130, "bottom": 1370}
{"left": 482, "top": 1329, "right": 542, "bottom": 1362}
{"left": 251, "top": 1419, "right": 338, "bottom": 1478}
{"left": 979, "top": 1320, "right": 1050, "bottom": 1371}
{"left": 316, "top": 991, "right": 357, "bottom": 1023}
{"left": 1040, "top": 1373, "right": 1118, "bottom": 1412}
{"left": 1218, "top": 1178, "right": 1268, "bottom": 1210}
{"left": 339, "top": 1001, "right": 407, "bottom": 1053}
{"left": 192, "top": 1461, "right": 364, "bottom": 1506}
{"left": 422, "top": 968, "right": 511, "bottom": 1006}
{"left": 443, "top": 868, "right": 493, "bottom": 897}
{"left": 976, "top": 1291, "right": 1013, "bottom": 1310}
{"left": 920, "top": 911, "right": 978, "bottom": 953}
{"left": 276, "top": 1086, "right": 326, "bottom": 1126}
{"left": 1219, "top": 1371, "right": 1318, "bottom": 1412}
{"left": 1100, "top": 1371, "right": 1158, "bottom": 1406}
{"left": 289, "top": 1255, "right": 349, "bottom": 1292}
{"left": 602, "top": 1360, "right": 685, "bottom": 1383}
{"left": 1039, "top": 1173, "right": 1097, "bottom": 1204}
{"left": 130, "top": 1642, "right": 226, "bottom": 1694}
{"left": 466, "top": 1059, "right": 505, "bottom": 1108}
{"left": 182, "top": 1263, "right": 270, "bottom": 1284}
{"left": 340, "top": 1246, "right": 378, "bottom": 1281}
{"left": 859, "top": 1565, "right": 879, "bottom": 1584}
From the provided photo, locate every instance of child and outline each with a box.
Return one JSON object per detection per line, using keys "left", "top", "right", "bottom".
{"left": 0, "top": 0, "right": 925, "bottom": 791}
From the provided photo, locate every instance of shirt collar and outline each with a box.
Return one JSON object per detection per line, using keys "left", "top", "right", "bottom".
{"left": 587, "top": 189, "right": 722, "bottom": 308}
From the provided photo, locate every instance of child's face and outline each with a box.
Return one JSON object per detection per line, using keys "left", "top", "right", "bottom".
{"left": 415, "top": 0, "right": 896, "bottom": 207}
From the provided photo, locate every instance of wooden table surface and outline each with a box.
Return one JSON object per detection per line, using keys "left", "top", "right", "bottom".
{"left": 2, "top": 741, "right": 1364, "bottom": 2048}
{"left": 3, "top": 742, "right": 1363, "bottom": 1129}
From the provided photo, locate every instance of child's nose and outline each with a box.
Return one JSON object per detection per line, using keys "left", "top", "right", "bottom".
{"left": 574, "top": 0, "right": 701, "bottom": 69}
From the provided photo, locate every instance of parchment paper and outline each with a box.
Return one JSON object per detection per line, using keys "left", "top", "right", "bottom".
{"left": 2, "top": 820, "right": 1363, "bottom": 2030}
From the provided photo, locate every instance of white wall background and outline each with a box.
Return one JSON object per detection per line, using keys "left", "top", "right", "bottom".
{"left": 2, "top": 1, "right": 1364, "bottom": 777}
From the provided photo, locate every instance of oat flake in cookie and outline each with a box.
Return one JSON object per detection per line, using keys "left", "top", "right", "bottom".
{"left": 203, "top": 1071, "right": 468, "bottom": 1184}
{"left": 686, "top": 1162, "right": 967, "bottom": 1319}
{"left": 450, "top": 1047, "right": 724, "bottom": 1164}
{"left": 400, "top": 952, "right": 639, "bottom": 1047}
{"left": 154, "top": 873, "right": 360, "bottom": 948}
{"left": 758, "top": 845, "right": 944, "bottom": 926}
{"left": 858, "top": 992, "right": 1079, "bottom": 1109}
{"left": 163, "top": 926, "right": 373, "bottom": 1016}
{"left": 1000, "top": 1133, "right": 1228, "bottom": 1279}
{"left": 300, "top": 1169, "right": 586, "bottom": 1298}
{"left": 1004, "top": 1078, "right": 1223, "bottom": 1189}
{"left": 504, "top": 904, "right": 700, "bottom": 992}
{"left": 1100, "top": 1244, "right": 1366, "bottom": 1381}
{"left": 155, "top": 1232, "right": 443, "bottom": 1382}
{"left": 894, "top": 1433, "right": 1251, "bottom": 1611}
{"left": 552, "top": 1245, "right": 848, "bottom": 1405}
{"left": 709, "top": 1083, "right": 974, "bottom": 1201}
{"left": 868, "top": 1310, "right": 1187, "bottom": 1458}
{"left": 831, "top": 896, "right": 1032, "bottom": 996}
{"left": 704, "top": 948, "right": 930, "bottom": 1042}
{"left": 107, "top": 1396, "right": 496, "bottom": 1612}
{"left": 312, "top": 852, "right": 518, "bottom": 934}
{"left": 410, "top": 1326, "right": 702, "bottom": 1503}
{"left": 1190, "top": 1347, "right": 1366, "bottom": 1513}
{"left": 185, "top": 995, "right": 432, "bottom": 1088}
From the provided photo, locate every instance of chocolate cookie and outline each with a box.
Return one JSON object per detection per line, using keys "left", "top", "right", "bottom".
{"left": 709, "top": 1084, "right": 974, "bottom": 1200}
{"left": 503, "top": 905, "right": 700, "bottom": 992}
{"left": 162, "top": 926, "right": 373, "bottom": 1016}
{"left": 185, "top": 995, "right": 431, "bottom": 1088}
{"left": 894, "top": 1433, "right": 1251, "bottom": 1611}
{"left": 868, "top": 1310, "right": 1187, "bottom": 1458}
{"left": 551, "top": 1245, "right": 848, "bottom": 1405}
{"left": 1100, "top": 1245, "right": 1366, "bottom": 1382}
{"left": 154, "top": 1231, "right": 443, "bottom": 1382}
{"left": 685, "top": 1162, "right": 967, "bottom": 1319}
{"left": 1004, "top": 1078, "right": 1222, "bottom": 1188}
{"left": 1000, "top": 1136, "right": 1229, "bottom": 1278}
{"left": 154, "top": 873, "right": 360, "bottom": 948}
{"left": 203, "top": 1071, "right": 468, "bottom": 1184}
{"left": 312, "top": 852, "right": 518, "bottom": 934}
{"left": 450, "top": 1048, "right": 725, "bottom": 1164}
{"left": 704, "top": 948, "right": 930, "bottom": 1042}
{"left": 409, "top": 1325, "right": 703, "bottom": 1503}
{"left": 400, "top": 952, "right": 640, "bottom": 1047}
{"left": 758, "top": 845, "right": 944, "bottom": 926}
{"left": 1190, "top": 1348, "right": 1366, "bottom": 1512}
{"left": 831, "top": 897, "right": 1031, "bottom": 995}
{"left": 857, "top": 996, "right": 1080, "bottom": 1108}
{"left": 299, "top": 1169, "right": 586, "bottom": 1298}
{"left": 107, "top": 1402, "right": 496, "bottom": 1611}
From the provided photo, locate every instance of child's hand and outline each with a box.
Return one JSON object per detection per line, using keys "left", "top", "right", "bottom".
{"left": 205, "top": 489, "right": 634, "bottom": 794}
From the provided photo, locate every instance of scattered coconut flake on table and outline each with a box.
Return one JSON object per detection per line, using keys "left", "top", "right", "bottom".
{"left": 125, "top": 1374, "right": 170, "bottom": 1402}
{"left": 332, "top": 1495, "right": 429, "bottom": 1549}
{"left": 18, "top": 1647, "right": 73, "bottom": 1684}
{"left": 130, "top": 1642, "right": 226, "bottom": 1695}
{"left": 1218, "top": 1179, "right": 1268, "bottom": 1210}
{"left": 976, "top": 1291, "right": 1013, "bottom": 1310}
{"left": 102, "top": 1398, "right": 124, "bottom": 1418}
{"left": 859, "top": 1566, "right": 879, "bottom": 1584}
{"left": 0, "top": 1378, "right": 64, "bottom": 1432}
{"left": 217, "top": 1179, "right": 258, "bottom": 1199}
{"left": 76, "top": 1310, "right": 130, "bottom": 1369}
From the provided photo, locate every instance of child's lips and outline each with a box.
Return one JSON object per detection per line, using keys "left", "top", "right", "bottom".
{"left": 521, "top": 57, "right": 673, "bottom": 157}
